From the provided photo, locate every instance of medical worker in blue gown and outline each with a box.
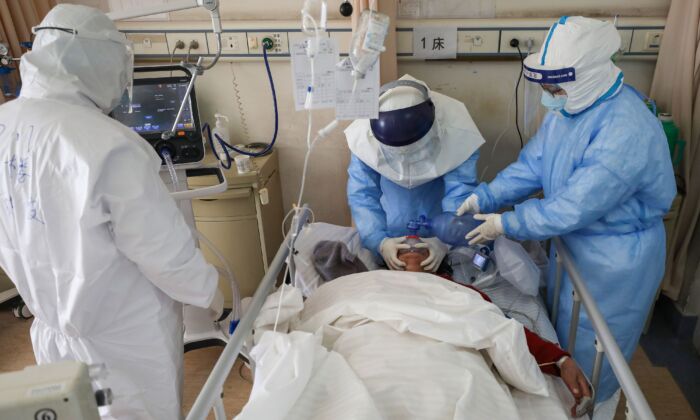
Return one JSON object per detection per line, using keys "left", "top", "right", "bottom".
{"left": 345, "top": 75, "right": 485, "bottom": 272}
{"left": 458, "top": 16, "right": 676, "bottom": 408}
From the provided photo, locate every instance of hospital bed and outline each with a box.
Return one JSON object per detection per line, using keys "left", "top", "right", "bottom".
{"left": 185, "top": 207, "right": 655, "bottom": 420}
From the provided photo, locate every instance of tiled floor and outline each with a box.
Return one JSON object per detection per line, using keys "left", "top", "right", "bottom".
{"left": 0, "top": 301, "right": 697, "bottom": 419}
{"left": 639, "top": 310, "right": 700, "bottom": 418}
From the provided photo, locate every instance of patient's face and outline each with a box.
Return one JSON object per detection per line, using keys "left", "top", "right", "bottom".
{"left": 398, "top": 250, "right": 429, "bottom": 272}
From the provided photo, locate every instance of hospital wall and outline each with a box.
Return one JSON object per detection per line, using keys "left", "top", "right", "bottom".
{"left": 121, "top": 0, "right": 670, "bottom": 226}
{"left": 191, "top": 57, "right": 659, "bottom": 227}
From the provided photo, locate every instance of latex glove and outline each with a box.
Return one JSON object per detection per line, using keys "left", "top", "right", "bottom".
{"left": 208, "top": 289, "right": 225, "bottom": 321}
{"left": 558, "top": 357, "right": 593, "bottom": 417}
{"left": 380, "top": 236, "right": 410, "bottom": 270}
{"left": 456, "top": 194, "right": 480, "bottom": 216}
{"left": 465, "top": 213, "right": 504, "bottom": 245}
{"left": 415, "top": 237, "right": 449, "bottom": 272}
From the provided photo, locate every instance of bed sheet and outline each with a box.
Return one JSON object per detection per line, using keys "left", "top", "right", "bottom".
{"left": 294, "top": 223, "right": 558, "bottom": 343}
{"left": 239, "top": 273, "right": 576, "bottom": 420}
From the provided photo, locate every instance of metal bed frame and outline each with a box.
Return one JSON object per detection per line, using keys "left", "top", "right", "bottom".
{"left": 185, "top": 216, "right": 655, "bottom": 420}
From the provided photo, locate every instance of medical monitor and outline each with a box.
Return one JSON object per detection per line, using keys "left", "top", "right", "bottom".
{"left": 110, "top": 68, "right": 204, "bottom": 165}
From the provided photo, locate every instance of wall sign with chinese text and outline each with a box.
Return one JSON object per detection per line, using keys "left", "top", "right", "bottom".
{"left": 412, "top": 26, "right": 457, "bottom": 59}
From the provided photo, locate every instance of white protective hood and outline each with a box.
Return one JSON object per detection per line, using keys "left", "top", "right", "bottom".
{"left": 19, "top": 4, "right": 132, "bottom": 113}
{"left": 523, "top": 16, "right": 623, "bottom": 116}
{"left": 345, "top": 74, "right": 485, "bottom": 188}
{"left": 0, "top": 5, "right": 218, "bottom": 419}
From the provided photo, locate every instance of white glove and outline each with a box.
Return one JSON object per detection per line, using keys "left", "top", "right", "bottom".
{"left": 415, "top": 237, "right": 449, "bottom": 272}
{"left": 208, "top": 289, "right": 225, "bottom": 321}
{"left": 456, "top": 194, "right": 480, "bottom": 216}
{"left": 379, "top": 236, "right": 410, "bottom": 270}
{"left": 465, "top": 213, "right": 504, "bottom": 245}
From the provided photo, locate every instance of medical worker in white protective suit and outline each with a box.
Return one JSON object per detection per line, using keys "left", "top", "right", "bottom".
{"left": 345, "top": 75, "right": 485, "bottom": 272}
{"left": 0, "top": 5, "right": 223, "bottom": 419}
{"left": 458, "top": 16, "right": 676, "bottom": 411}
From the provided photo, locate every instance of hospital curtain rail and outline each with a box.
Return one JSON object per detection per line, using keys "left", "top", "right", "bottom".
{"left": 0, "top": 0, "right": 57, "bottom": 104}
{"left": 551, "top": 237, "right": 654, "bottom": 420}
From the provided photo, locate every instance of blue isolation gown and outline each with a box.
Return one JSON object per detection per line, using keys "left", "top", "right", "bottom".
{"left": 473, "top": 85, "right": 676, "bottom": 400}
{"left": 347, "top": 151, "right": 480, "bottom": 258}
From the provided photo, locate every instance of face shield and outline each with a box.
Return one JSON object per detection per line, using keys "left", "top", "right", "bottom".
{"left": 368, "top": 79, "right": 441, "bottom": 187}
{"left": 370, "top": 79, "right": 436, "bottom": 147}
{"left": 522, "top": 16, "right": 623, "bottom": 116}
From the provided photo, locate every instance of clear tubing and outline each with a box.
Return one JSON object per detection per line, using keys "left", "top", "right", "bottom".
{"left": 196, "top": 230, "right": 241, "bottom": 322}
{"left": 159, "top": 149, "right": 241, "bottom": 323}
{"left": 161, "top": 149, "right": 179, "bottom": 188}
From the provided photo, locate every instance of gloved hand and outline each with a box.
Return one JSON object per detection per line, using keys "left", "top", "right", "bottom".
{"left": 380, "top": 236, "right": 410, "bottom": 270}
{"left": 456, "top": 194, "right": 480, "bottom": 216}
{"left": 415, "top": 237, "right": 449, "bottom": 272}
{"left": 208, "top": 289, "right": 225, "bottom": 321}
{"left": 465, "top": 213, "right": 504, "bottom": 245}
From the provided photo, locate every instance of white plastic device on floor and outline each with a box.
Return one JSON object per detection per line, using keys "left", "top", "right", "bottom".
{"left": 0, "top": 361, "right": 111, "bottom": 420}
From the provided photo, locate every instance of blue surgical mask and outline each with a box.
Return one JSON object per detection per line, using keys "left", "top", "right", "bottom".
{"left": 541, "top": 90, "right": 568, "bottom": 111}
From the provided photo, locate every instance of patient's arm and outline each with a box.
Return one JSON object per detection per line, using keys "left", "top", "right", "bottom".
{"left": 463, "top": 285, "right": 569, "bottom": 375}
{"left": 465, "top": 284, "right": 592, "bottom": 413}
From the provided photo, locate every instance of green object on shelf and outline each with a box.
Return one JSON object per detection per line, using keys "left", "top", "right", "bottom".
{"left": 262, "top": 37, "right": 274, "bottom": 51}
{"left": 645, "top": 98, "right": 657, "bottom": 116}
{"left": 659, "top": 113, "right": 685, "bottom": 168}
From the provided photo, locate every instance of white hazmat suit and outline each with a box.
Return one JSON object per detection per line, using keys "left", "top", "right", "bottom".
{"left": 0, "top": 5, "right": 218, "bottom": 419}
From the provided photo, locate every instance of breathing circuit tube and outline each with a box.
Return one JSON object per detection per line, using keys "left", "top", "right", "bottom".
{"left": 160, "top": 149, "right": 242, "bottom": 333}
{"left": 203, "top": 46, "right": 278, "bottom": 167}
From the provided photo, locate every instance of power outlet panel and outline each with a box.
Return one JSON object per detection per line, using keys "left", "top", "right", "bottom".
{"left": 207, "top": 32, "right": 248, "bottom": 54}
{"left": 630, "top": 29, "right": 663, "bottom": 53}
{"left": 499, "top": 30, "right": 548, "bottom": 54}
{"left": 126, "top": 33, "right": 169, "bottom": 55}
{"left": 457, "top": 30, "right": 500, "bottom": 54}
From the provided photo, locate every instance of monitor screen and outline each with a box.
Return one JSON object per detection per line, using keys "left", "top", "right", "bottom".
{"left": 112, "top": 81, "right": 195, "bottom": 135}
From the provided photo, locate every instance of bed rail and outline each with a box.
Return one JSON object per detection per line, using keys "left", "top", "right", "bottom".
{"left": 551, "top": 237, "right": 654, "bottom": 420}
{"left": 186, "top": 207, "right": 312, "bottom": 420}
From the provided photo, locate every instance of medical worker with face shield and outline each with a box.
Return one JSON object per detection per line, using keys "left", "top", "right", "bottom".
{"left": 458, "top": 16, "right": 676, "bottom": 408}
{"left": 345, "top": 75, "right": 485, "bottom": 272}
{"left": 0, "top": 5, "right": 223, "bottom": 419}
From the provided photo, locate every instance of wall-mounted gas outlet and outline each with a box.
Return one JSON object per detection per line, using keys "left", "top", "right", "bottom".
{"left": 165, "top": 32, "right": 208, "bottom": 56}
{"left": 247, "top": 32, "right": 288, "bottom": 54}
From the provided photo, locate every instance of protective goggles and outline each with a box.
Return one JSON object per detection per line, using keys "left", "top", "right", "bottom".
{"left": 523, "top": 65, "right": 576, "bottom": 84}
{"left": 370, "top": 80, "right": 435, "bottom": 148}
{"left": 32, "top": 25, "right": 129, "bottom": 46}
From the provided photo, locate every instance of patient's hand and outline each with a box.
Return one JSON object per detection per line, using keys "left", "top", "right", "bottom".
{"left": 559, "top": 357, "right": 592, "bottom": 416}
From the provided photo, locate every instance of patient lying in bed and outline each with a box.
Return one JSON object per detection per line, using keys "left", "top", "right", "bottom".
{"left": 237, "top": 266, "right": 591, "bottom": 420}
{"left": 397, "top": 247, "right": 592, "bottom": 414}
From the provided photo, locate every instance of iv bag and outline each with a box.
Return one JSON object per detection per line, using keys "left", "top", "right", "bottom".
{"left": 349, "top": 9, "right": 390, "bottom": 79}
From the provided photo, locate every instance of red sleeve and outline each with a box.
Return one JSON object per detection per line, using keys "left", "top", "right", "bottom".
{"left": 465, "top": 283, "right": 569, "bottom": 376}
{"left": 524, "top": 327, "right": 569, "bottom": 376}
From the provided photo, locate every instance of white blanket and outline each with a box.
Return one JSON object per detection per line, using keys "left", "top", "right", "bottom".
{"left": 236, "top": 271, "right": 573, "bottom": 420}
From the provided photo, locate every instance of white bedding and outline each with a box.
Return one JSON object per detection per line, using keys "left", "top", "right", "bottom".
{"left": 236, "top": 271, "right": 575, "bottom": 420}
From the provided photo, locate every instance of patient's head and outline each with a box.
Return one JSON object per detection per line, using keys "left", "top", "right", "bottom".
{"left": 398, "top": 249, "right": 430, "bottom": 272}
{"left": 398, "top": 251, "right": 426, "bottom": 272}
